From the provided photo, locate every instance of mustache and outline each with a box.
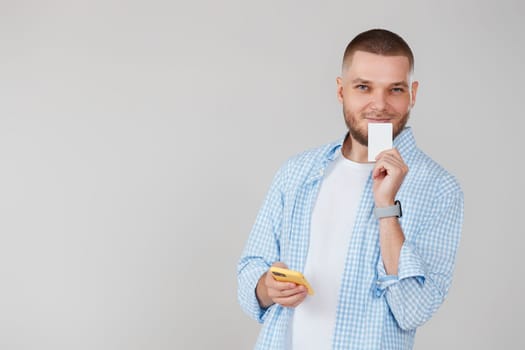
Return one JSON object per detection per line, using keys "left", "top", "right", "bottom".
{"left": 361, "top": 111, "right": 396, "bottom": 118}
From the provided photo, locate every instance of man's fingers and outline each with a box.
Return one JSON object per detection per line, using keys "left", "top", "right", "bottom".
{"left": 376, "top": 152, "right": 403, "bottom": 167}
{"left": 267, "top": 279, "right": 305, "bottom": 295}
{"left": 381, "top": 153, "right": 403, "bottom": 165}
{"left": 273, "top": 290, "right": 308, "bottom": 307}
{"left": 373, "top": 154, "right": 407, "bottom": 178}
{"left": 372, "top": 165, "right": 386, "bottom": 178}
{"left": 377, "top": 155, "right": 405, "bottom": 173}
{"left": 268, "top": 283, "right": 304, "bottom": 297}
{"left": 386, "top": 153, "right": 407, "bottom": 170}
{"left": 375, "top": 148, "right": 403, "bottom": 162}
{"left": 271, "top": 262, "right": 288, "bottom": 268}
{"left": 265, "top": 273, "right": 296, "bottom": 289}
{"left": 374, "top": 148, "right": 394, "bottom": 161}
{"left": 289, "top": 295, "right": 307, "bottom": 308}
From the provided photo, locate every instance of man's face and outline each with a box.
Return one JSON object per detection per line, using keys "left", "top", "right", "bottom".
{"left": 336, "top": 51, "right": 419, "bottom": 146}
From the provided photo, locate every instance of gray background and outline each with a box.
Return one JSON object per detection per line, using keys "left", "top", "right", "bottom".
{"left": 1, "top": 0, "right": 523, "bottom": 349}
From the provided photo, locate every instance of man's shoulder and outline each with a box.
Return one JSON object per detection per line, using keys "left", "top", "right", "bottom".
{"left": 287, "top": 140, "right": 338, "bottom": 165}
{"left": 407, "top": 148, "right": 463, "bottom": 196}
{"left": 277, "top": 139, "right": 340, "bottom": 185}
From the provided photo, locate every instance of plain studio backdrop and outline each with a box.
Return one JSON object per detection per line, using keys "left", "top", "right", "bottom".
{"left": 1, "top": 1, "right": 524, "bottom": 349}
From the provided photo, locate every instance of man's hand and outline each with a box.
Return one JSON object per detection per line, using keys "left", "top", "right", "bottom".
{"left": 372, "top": 148, "right": 408, "bottom": 207}
{"left": 256, "top": 262, "right": 308, "bottom": 309}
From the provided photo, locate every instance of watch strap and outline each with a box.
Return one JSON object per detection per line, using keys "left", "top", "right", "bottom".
{"left": 374, "top": 200, "right": 402, "bottom": 219}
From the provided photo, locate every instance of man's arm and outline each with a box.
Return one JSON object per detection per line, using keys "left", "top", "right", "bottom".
{"left": 376, "top": 191, "right": 463, "bottom": 330}
{"left": 238, "top": 161, "right": 308, "bottom": 322}
{"left": 378, "top": 216, "right": 404, "bottom": 275}
{"left": 372, "top": 149, "right": 464, "bottom": 330}
{"left": 373, "top": 148, "right": 409, "bottom": 276}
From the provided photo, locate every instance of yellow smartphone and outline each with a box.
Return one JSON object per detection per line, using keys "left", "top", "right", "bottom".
{"left": 269, "top": 266, "right": 314, "bottom": 295}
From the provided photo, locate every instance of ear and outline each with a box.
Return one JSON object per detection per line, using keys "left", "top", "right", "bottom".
{"left": 336, "top": 77, "right": 344, "bottom": 104}
{"left": 410, "top": 81, "right": 419, "bottom": 108}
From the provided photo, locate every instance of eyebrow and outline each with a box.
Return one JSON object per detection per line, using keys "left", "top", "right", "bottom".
{"left": 392, "top": 81, "right": 409, "bottom": 88}
{"left": 350, "top": 78, "right": 409, "bottom": 88}
{"left": 351, "top": 78, "right": 371, "bottom": 84}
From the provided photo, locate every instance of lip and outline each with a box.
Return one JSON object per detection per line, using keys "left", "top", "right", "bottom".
{"left": 366, "top": 119, "right": 391, "bottom": 123}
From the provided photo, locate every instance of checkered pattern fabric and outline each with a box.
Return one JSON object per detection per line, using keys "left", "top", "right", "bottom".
{"left": 237, "top": 127, "right": 464, "bottom": 349}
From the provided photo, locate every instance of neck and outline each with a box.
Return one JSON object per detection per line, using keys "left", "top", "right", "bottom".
{"left": 342, "top": 134, "right": 369, "bottom": 163}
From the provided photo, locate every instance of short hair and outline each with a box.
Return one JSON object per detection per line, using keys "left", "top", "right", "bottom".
{"left": 342, "top": 29, "right": 414, "bottom": 72}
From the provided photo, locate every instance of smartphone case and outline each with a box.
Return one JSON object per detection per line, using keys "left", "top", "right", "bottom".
{"left": 269, "top": 266, "right": 315, "bottom": 295}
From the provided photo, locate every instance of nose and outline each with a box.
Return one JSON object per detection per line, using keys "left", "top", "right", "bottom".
{"left": 370, "top": 90, "right": 387, "bottom": 111}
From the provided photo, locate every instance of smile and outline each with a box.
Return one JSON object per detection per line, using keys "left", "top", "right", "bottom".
{"left": 366, "top": 118, "right": 392, "bottom": 123}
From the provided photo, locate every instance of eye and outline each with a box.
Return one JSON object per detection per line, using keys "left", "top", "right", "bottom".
{"left": 391, "top": 87, "right": 405, "bottom": 93}
{"left": 355, "top": 84, "right": 369, "bottom": 91}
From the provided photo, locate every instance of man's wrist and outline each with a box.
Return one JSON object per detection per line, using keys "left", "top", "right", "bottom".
{"left": 374, "top": 200, "right": 402, "bottom": 219}
{"left": 255, "top": 273, "right": 273, "bottom": 309}
{"left": 378, "top": 216, "right": 399, "bottom": 223}
{"left": 375, "top": 199, "right": 396, "bottom": 207}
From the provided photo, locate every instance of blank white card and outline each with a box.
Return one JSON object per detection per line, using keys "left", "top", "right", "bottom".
{"left": 368, "top": 123, "right": 393, "bottom": 162}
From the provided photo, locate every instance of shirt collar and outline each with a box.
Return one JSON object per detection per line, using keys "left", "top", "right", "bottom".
{"left": 392, "top": 126, "right": 417, "bottom": 159}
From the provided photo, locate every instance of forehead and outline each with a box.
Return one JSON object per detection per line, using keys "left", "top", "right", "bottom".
{"left": 345, "top": 51, "right": 411, "bottom": 83}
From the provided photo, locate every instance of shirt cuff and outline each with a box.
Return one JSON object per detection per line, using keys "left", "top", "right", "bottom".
{"left": 374, "top": 241, "right": 426, "bottom": 297}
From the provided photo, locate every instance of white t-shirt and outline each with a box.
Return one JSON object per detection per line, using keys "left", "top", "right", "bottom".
{"left": 291, "top": 149, "right": 374, "bottom": 350}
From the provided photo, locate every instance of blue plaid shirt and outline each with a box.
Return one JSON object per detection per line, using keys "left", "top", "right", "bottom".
{"left": 238, "top": 127, "right": 464, "bottom": 349}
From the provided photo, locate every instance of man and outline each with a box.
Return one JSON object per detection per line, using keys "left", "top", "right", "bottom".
{"left": 237, "top": 29, "right": 464, "bottom": 350}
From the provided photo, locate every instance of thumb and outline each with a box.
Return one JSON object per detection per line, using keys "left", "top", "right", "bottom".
{"left": 271, "top": 261, "right": 288, "bottom": 269}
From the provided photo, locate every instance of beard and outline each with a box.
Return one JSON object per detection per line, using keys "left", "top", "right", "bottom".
{"left": 343, "top": 106, "right": 410, "bottom": 146}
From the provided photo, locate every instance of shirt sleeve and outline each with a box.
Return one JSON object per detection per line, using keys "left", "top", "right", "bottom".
{"left": 374, "top": 188, "right": 464, "bottom": 331}
{"left": 237, "top": 162, "right": 287, "bottom": 323}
